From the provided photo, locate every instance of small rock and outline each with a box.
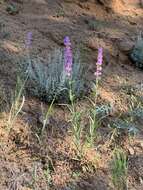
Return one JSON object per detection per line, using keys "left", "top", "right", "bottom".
{"left": 128, "top": 147, "right": 135, "bottom": 155}
{"left": 87, "top": 39, "right": 97, "bottom": 50}
{"left": 118, "top": 40, "right": 134, "bottom": 53}
{"left": 140, "top": 142, "right": 143, "bottom": 148}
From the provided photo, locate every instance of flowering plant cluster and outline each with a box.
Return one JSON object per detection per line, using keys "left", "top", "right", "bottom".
{"left": 21, "top": 34, "right": 86, "bottom": 102}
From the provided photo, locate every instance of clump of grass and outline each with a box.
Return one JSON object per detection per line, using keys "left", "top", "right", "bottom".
{"left": 128, "top": 95, "right": 143, "bottom": 120}
{"left": 43, "top": 163, "right": 53, "bottom": 189}
{"left": 87, "top": 84, "right": 100, "bottom": 147}
{"left": 86, "top": 18, "right": 109, "bottom": 31}
{"left": 109, "top": 95, "right": 141, "bottom": 137}
{"left": 87, "top": 102, "right": 112, "bottom": 146}
{"left": 40, "top": 96, "right": 55, "bottom": 137}
{"left": 87, "top": 107, "right": 99, "bottom": 147}
{"left": 68, "top": 81, "right": 83, "bottom": 157}
{"left": 111, "top": 148, "right": 128, "bottom": 190}
{"left": 7, "top": 76, "right": 26, "bottom": 131}
{"left": 87, "top": 47, "right": 104, "bottom": 147}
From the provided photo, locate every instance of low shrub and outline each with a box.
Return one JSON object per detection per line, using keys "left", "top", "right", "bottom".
{"left": 130, "top": 35, "right": 143, "bottom": 69}
{"left": 18, "top": 48, "right": 88, "bottom": 103}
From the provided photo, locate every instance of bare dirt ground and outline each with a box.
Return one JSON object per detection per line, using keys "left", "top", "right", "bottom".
{"left": 0, "top": 0, "right": 143, "bottom": 189}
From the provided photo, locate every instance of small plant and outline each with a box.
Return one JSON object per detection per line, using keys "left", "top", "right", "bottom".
{"left": 130, "top": 107, "right": 143, "bottom": 119}
{"left": 6, "top": 4, "right": 19, "bottom": 15}
{"left": 111, "top": 119, "right": 139, "bottom": 136}
{"left": 109, "top": 95, "right": 141, "bottom": 138}
{"left": 30, "top": 164, "right": 39, "bottom": 190}
{"left": 69, "top": 84, "right": 83, "bottom": 157}
{"left": 40, "top": 96, "right": 55, "bottom": 136}
{"left": 7, "top": 33, "right": 31, "bottom": 131}
{"left": 128, "top": 95, "right": 143, "bottom": 121}
{"left": 87, "top": 47, "right": 103, "bottom": 147}
{"left": 44, "top": 164, "right": 53, "bottom": 189}
{"left": 111, "top": 148, "right": 128, "bottom": 190}
{"left": 63, "top": 36, "right": 83, "bottom": 157}
{"left": 130, "top": 33, "right": 143, "bottom": 69}
{"left": 87, "top": 105, "right": 99, "bottom": 147}
{"left": 7, "top": 76, "right": 26, "bottom": 131}
{"left": 56, "top": 8, "right": 65, "bottom": 17}
{"left": 86, "top": 18, "right": 110, "bottom": 31}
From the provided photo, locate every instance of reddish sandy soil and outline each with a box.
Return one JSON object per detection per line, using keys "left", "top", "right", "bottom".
{"left": 0, "top": 0, "right": 143, "bottom": 190}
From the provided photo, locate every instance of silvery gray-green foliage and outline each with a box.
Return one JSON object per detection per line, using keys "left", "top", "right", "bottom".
{"left": 96, "top": 104, "right": 113, "bottom": 118}
{"left": 129, "top": 107, "right": 143, "bottom": 119}
{"left": 21, "top": 48, "right": 87, "bottom": 102}
{"left": 112, "top": 119, "right": 139, "bottom": 135}
{"left": 130, "top": 35, "right": 143, "bottom": 69}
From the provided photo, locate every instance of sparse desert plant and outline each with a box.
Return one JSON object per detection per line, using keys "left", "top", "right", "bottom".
{"left": 87, "top": 103, "right": 112, "bottom": 146}
{"left": 31, "top": 164, "right": 38, "bottom": 190}
{"left": 40, "top": 96, "right": 55, "bottom": 136}
{"left": 6, "top": 4, "right": 19, "bottom": 15}
{"left": 111, "top": 119, "right": 139, "bottom": 136}
{"left": 109, "top": 95, "right": 141, "bottom": 138}
{"left": 63, "top": 36, "right": 83, "bottom": 157}
{"left": 43, "top": 163, "right": 53, "bottom": 189}
{"left": 86, "top": 19, "right": 108, "bottom": 31}
{"left": 130, "top": 33, "right": 143, "bottom": 69}
{"left": 70, "top": 106, "right": 83, "bottom": 157}
{"left": 111, "top": 148, "right": 128, "bottom": 190}
{"left": 128, "top": 95, "right": 143, "bottom": 120}
{"left": 23, "top": 48, "right": 86, "bottom": 103}
{"left": 87, "top": 47, "right": 103, "bottom": 147}
{"left": 130, "top": 107, "right": 143, "bottom": 119}
{"left": 18, "top": 36, "right": 87, "bottom": 103}
{"left": 7, "top": 76, "right": 26, "bottom": 131}
{"left": 87, "top": 105, "right": 99, "bottom": 147}
{"left": 68, "top": 84, "right": 83, "bottom": 157}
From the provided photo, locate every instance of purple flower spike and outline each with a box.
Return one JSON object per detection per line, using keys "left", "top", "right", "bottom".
{"left": 64, "top": 36, "right": 71, "bottom": 46}
{"left": 94, "top": 71, "right": 102, "bottom": 76}
{"left": 96, "top": 47, "right": 103, "bottom": 66}
{"left": 64, "top": 36, "right": 73, "bottom": 77}
{"left": 25, "top": 32, "right": 32, "bottom": 48}
{"left": 94, "top": 47, "right": 103, "bottom": 78}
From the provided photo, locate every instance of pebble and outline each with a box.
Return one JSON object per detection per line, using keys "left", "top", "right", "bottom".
{"left": 128, "top": 147, "right": 135, "bottom": 155}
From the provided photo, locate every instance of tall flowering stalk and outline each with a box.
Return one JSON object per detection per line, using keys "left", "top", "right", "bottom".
{"left": 64, "top": 36, "right": 73, "bottom": 77}
{"left": 25, "top": 32, "right": 32, "bottom": 75}
{"left": 94, "top": 47, "right": 103, "bottom": 80}
{"left": 93, "top": 47, "right": 103, "bottom": 103}
{"left": 88, "top": 47, "right": 103, "bottom": 147}
{"left": 63, "top": 36, "right": 74, "bottom": 103}
{"left": 64, "top": 36, "right": 83, "bottom": 157}
{"left": 25, "top": 32, "right": 32, "bottom": 49}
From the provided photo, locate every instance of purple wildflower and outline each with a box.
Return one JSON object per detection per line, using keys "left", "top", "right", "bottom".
{"left": 25, "top": 32, "right": 32, "bottom": 48}
{"left": 94, "top": 47, "right": 103, "bottom": 78}
{"left": 64, "top": 36, "right": 73, "bottom": 77}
